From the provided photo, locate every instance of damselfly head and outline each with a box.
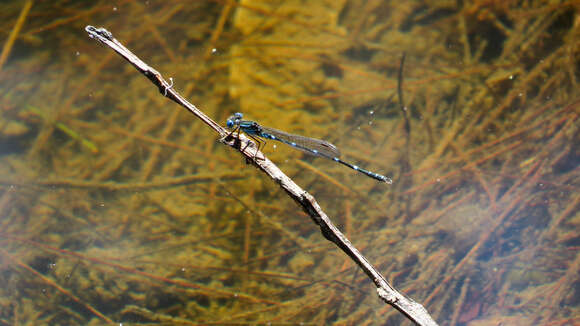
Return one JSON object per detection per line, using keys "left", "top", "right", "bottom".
{"left": 226, "top": 112, "right": 243, "bottom": 129}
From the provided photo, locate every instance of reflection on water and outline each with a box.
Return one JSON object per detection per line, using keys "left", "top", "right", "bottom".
{"left": 0, "top": 0, "right": 578, "bottom": 325}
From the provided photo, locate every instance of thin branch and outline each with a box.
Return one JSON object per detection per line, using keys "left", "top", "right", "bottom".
{"left": 398, "top": 52, "right": 409, "bottom": 135}
{"left": 84, "top": 26, "right": 438, "bottom": 326}
{"left": 397, "top": 52, "right": 413, "bottom": 221}
{"left": 0, "top": 0, "right": 34, "bottom": 73}
{"left": 0, "top": 172, "right": 245, "bottom": 191}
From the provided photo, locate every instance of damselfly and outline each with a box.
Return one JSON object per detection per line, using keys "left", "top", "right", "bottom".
{"left": 226, "top": 112, "right": 392, "bottom": 184}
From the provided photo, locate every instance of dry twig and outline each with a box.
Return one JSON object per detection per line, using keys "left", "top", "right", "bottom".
{"left": 84, "top": 25, "right": 438, "bottom": 326}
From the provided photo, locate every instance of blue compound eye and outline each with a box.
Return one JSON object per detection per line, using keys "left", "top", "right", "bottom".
{"left": 234, "top": 112, "right": 243, "bottom": 119}
{"left": 226, "top": 119, "right": 234, "bottom": 128}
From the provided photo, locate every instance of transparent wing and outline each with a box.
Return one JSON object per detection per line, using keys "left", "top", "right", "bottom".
{"left": 260, "top": 126, "right": 341, "bottom": 158}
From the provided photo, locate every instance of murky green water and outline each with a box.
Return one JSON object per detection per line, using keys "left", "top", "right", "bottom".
{"left": 0, "top": 1, "right": 578, "bottom": 325}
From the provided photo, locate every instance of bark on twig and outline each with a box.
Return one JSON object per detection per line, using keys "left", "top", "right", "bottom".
{"left": 84, "top": 25, "right": 438, "bottom": 326}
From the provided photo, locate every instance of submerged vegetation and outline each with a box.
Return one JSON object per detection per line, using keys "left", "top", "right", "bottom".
{"left": 0, "top": 0, "right": 578, "bottom": 325}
